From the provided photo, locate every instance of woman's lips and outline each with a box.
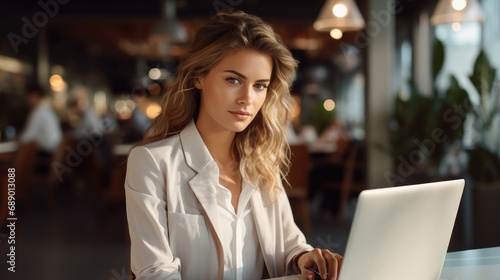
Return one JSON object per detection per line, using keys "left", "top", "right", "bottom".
{"left": 229, "top": 111, "right": 251, "bottom": 121}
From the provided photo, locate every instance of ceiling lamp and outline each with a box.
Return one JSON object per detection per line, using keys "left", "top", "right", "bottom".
{"left": 150, "top": 0, "right": 188, "bottom": 43}
{"left": 330, "top": 29, "right": 343, "bottom": 39}
{"left": 430, "top": 0, "right": 485, "bottom": 25}
{"left": 313, "top": 0, "right": 366, "bottom": 32}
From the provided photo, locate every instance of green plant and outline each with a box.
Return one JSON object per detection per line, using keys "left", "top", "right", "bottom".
{"left": 311, "top": 101, "right": 335, "bottom": 134}
{"left": 467, "top": 50, "right": 500, "bottom": 183}
{"left": 391, "top": 39, "right": 471, "bottom": 168}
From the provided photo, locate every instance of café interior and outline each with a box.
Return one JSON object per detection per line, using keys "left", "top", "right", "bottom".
{"left": 1, "top": 0, "right": 500, "bottom": 279}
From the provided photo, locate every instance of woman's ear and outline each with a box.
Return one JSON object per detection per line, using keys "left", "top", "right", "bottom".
{"left": 193, "top": 76, "right": 203, "bottom": 90}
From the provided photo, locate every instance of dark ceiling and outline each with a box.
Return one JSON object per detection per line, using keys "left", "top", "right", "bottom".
{"left": 2, "top": 0, "right": 437, "bottom": 60}
{"left": 0, "top": 0, "right": 438, "bottom": 94}
{"left": 2, "top": 0, "right": 435, "bottom": 19}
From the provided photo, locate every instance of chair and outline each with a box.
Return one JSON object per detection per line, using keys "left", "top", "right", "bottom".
{"left": 285, "top": 143, "right": 313, "bottom": 237}
{"left": 1, "top": 142, "right": 39, "bottom": 226}
{"left": 319, "top": 142, "right": 366, "bottom": 220}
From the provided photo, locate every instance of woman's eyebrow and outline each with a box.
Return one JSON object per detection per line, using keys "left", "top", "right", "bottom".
{"left": 223, "top": 70, "right": 270, "bottom": 83}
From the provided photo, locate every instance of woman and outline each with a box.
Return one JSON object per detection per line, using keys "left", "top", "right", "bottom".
{"left": 125, "top": 11, "right": 343, "bottom": 280}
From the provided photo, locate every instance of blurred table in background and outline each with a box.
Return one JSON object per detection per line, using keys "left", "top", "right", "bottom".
{"left": 307, "top": 142, "right": 337, "bottom": 154}
{"left": 0, "top": 141, "right": 18, "bottom": 166}
{"left": 112, "top": 143, "right": 134, "bottom": 157}
{"left": 104, "top": 143, "right": 134, "bottom": 203}
{"left": 0, "top": 141, "right": 18, "bottom": 153}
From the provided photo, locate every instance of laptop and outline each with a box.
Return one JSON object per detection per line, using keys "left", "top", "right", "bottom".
{"left": 338, "top": 179, "right": 465, "bottom": 280}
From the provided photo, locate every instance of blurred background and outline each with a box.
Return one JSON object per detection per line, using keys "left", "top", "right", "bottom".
{"left": 0, "top": 0, "right": 499, "bottom": 279}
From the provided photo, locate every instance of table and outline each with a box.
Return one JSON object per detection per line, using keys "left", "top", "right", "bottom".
{"left": 267, "top": 246, "right": 500, "bottom": 280}
{"left": 0, "top": 141, "right": 18, "bottom": 153}
{"left": 440, "top": 246, "right": 500, "bottom": 280}
{"left": 105, "top": 143, "right": 135, "bottom": 203}
{"left": 0, "top": 141, "right": 18, "bottom": 167}
{"left": 112, "top": 143, "right": 134, "bottom": 156}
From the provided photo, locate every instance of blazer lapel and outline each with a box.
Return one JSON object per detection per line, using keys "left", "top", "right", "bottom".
{"left": 188, "top": 169, "right": 224, "bottom": 242}
{"left": 251, "top": 189, "right": 277, "bottom": 277}
{"left": 189, "top": 171, "right": 224, "bottom": 280}
{"left": 181, "top": 120, "right": 223, "bottom": 240}
{"left": 180, "top": 119, "right": 224, "bottom": 279}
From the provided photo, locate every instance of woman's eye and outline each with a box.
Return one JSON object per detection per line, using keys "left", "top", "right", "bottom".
{"left": 255, "top": 84, "right": 268, "bottom": 90}
{"left": 226, "top": 77, "right": 240, "bottom": 84}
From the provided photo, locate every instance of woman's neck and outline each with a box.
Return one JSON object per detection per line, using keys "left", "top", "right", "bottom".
{"left": 195, "top": 120, "right": 236, "bottom": 164}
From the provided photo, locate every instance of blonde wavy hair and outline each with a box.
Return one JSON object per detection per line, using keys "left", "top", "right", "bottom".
{"left": 137, "top": 11, "right": 297, "bottom": 200}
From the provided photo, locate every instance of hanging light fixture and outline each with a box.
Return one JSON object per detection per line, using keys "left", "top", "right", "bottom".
{"left": 150, "top": 0, "right": 188, "bottom": 43}
{"left": 330, "top": 29, "right": 343, "bottom": 39}
{"left": 430, "top": 0, "right": 485, "bottom": 25}
{"left": 313, "top": 0, "right": 365, "bottom": 32}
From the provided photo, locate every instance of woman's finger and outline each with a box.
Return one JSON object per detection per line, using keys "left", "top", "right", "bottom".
{"left": 311, "top": 249, "right": 328, "bottom": 280}
{"left": 324, "top": 251, "right": 339, "bottom": 280}
{"left": 336, "top": 254, "right": 344, "bottom": 272}
{"left": 301, "top": 268, "right": 315, "bottom": 280}
{"left": 298, "top": 252, "right": 317, "bottom": 280}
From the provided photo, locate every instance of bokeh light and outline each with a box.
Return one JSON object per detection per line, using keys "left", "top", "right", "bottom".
{"left": 452, "top": 0, "right": 467, "bottom": 11}
{"left": 323, "top": 99, "right": 336, "bottom": 111}
{"left": 146, "top": 103, "right": 162, "bottom": 119}
{"left": 333, "top": 4, "right": 348, "bottom": 18}
{"left": 330, "top": 29, "right": 343, "bottom": 39}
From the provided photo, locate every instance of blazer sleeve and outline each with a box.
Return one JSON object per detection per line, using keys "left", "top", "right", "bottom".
{"left": 278, "top": 183, "right": 314, "bottom": 274}
{"left": 125, "top": 146, "right": 182, "bottom": 280}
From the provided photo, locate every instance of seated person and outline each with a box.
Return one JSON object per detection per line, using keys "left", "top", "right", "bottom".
{"left": 19, "top": 83, "right": 62, "bottom": 173}
{"left": 69, "top": 86, "right": 103, "bottom": 140}
{"left": 125, "top": 11, "right": 343, "bottom": 280}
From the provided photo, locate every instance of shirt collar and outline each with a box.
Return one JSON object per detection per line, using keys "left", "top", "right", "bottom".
{"left": 179, "top": 118, "right": 214, "bottom": 173}
{"left": 180, "top": 118, "right": 258, "bottom": 193}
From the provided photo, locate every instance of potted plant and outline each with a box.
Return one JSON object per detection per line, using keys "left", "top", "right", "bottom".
{"left": 390, "top": 39, "right": 471, "bottom": 183}
{"left": 466, "top": 50, "right": 500, "bottom": 247}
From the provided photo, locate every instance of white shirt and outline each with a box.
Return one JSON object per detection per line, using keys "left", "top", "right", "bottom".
{"left": 20, "top": 102, "right": 62, "bottom": 153}
{"left": 125, "top": 119, "right": 314, "bottom": 279}
{"left": 208, "top": 161, "right": 264, "bottom": 280}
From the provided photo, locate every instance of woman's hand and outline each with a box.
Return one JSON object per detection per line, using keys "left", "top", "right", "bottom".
{"left": 297, "top": 249, "right": 343, "bottom": 280}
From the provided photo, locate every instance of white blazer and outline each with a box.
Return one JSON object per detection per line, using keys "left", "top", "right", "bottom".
{"left": 125, "top": 119, "right": 313, "bottom": 280}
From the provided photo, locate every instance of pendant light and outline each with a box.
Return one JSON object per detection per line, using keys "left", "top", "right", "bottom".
{"left": 431, "top": 0, "right": 485, "bottom": 25}
{"left": 313, "top": 0, "right": 366, "bottom": 32}
{"left": 150, "top": 0, "right": 188, "bottom": 43}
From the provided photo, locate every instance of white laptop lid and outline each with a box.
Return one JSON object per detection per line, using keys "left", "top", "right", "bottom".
{"left": 338, "top": 179, "right": 465, "bottom": 280}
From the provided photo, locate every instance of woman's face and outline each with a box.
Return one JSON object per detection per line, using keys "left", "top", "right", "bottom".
{"left": 195, "top": 49, "right": 272, "bottom": 133}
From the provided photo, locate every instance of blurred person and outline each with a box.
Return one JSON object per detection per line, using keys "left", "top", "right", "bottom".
{"left": 19, "top": 83, "right": 62, "bottom": 162}
{"left": 128, "top": 91, "right": 152, "bottom": 142}
{"left": 299, "top": 125, "right": 319, "bottom": 147}
{"left": 286, "top": 122, "right": 301, "bottom": 144}
{"left": 317, "top": 116, "right": 350, "bottom": 158}
{"left": 286, "top": 94, "right": 303, "bottom": 144}
{"left": 309, "top": 116, "right": 352, "bottom": 217}
{"left": 70, "top": 86, "right": 104, "bottom": 140}
{"left": 68, "top": 86, "right": 113, "bottom": 188}
{"left": 125, "top": 11, "right": 343, "bottom": 280}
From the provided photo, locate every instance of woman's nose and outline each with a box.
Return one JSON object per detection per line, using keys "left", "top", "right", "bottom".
{"left": 236, "top": 86, "right": 253, "bottom": 105}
